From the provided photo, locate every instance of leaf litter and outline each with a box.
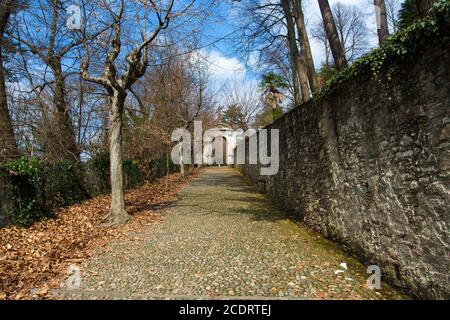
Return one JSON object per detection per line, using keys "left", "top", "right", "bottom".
{"left": 0, "top": 171, "right": 198, "bottom": 300}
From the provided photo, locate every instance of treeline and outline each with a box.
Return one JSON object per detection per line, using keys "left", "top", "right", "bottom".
{"left": 0, "top": 0, "right": 218, "bottom": 226}
{"left": 221, "top": 0, "right": 440, "bottom": 133}
{"left": 0, "top": 0, "right": 441, "bottom": 227}
{"left": 233, "top": 0, "right": 439, "bottom": 107}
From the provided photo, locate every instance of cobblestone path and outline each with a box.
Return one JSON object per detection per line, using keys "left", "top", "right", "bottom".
{"left": 58, "top": 167, "right": 405, "bottom": 299}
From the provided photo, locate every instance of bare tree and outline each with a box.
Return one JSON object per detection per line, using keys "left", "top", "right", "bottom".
{"left": 221, "top": 78, "right": 261, "bottom": 130}
{"left": 317, "top": 0, "right": 347, "bottom": 70}
{"left": 313, "top": 3, "right": 369, "bottom": 64}
{"left": 292, "top": 0, "right": 320, "bottom": 93}
{"left": 233, "top": 0, "right": 313, "bottom": 105}
{"left": 385, "top": 0, "right": 402, "bottom": 33}
{"left": 0, "top": 0, "right": 19, "bottom": 161}
{"left": 79, "top": 0, "right": 214, "bottom": 224}
{"left": 334, "top": 3, "right": 369, "bottom": 62}
{"left": 374, "top": 0, "right": 390, "bottom": 45}
{"left": 311, "top": 21, "right": 331, "bottom": 66}
{"left": 280, "top": 0, "right": 310, "bottom": 104}
{"left": 7, "top": 0, "right": 94, "bottom": 160}
{"left": 80, "top": 0, "right": 178, "bottom": 225}
{"left": 130, "top": 44, "right": 215, "bottom": 180}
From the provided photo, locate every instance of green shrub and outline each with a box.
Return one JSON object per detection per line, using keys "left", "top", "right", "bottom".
{"left": 87, "top": 151, "right": 145, "bottom": 192}
{"left": 87, "top": 151, "right": 110, "bottom": 194}
{"left": 43, "top": 160, "right": 89, "bottom": 207}
{"left": 123, "top": 159, "right": 144, "bottom": 188}
{"left": 147, "top": 154, "right": 177, "bottom": 180}
{"left": 0, "top": 152, "right": 175, "bottom": 227}
{"left": 0, "top": 157, "right": 90, "bottom": 226}
{"left": 0, "top": 157, "right": 51, "bottom": 227}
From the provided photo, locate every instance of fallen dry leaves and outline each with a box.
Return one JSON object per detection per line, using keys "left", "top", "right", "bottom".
{"left": 0, "top": 171, "right": 198, "bottom": 300}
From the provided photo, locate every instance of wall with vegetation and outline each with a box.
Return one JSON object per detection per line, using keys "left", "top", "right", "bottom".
{"left": 237, "top": 4, "right": 450, "bottom": 299}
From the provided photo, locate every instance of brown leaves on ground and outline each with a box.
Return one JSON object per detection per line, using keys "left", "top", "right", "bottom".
{"left": 0, "top": 171, "right": 198, "bottom": 300}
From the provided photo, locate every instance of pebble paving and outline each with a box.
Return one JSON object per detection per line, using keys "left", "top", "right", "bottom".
{"left": 58, "top": 167, "right": 405, "bottom": 300}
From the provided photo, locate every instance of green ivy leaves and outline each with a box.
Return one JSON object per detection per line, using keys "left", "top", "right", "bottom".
{"left": 1, "top": 157, "right": 40, "bottom": 177}
{"left": 316, "top": 0, "right": 450, "bottom": 100}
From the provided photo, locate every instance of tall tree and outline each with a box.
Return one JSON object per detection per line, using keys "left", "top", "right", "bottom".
{"left": 374, "top": 0, "right": 390, "bottom": 45}
{"left": 313, "top": 3, "right": 369, "bottom": 64}
{"left": 317, "top": 0, "right": 348, "bottom": 70}
{"left": 9, "top": 0, "right": 83, "bottom": 161}
{"left": 280, "top": 0, "right": 310, "bottom": 104}
{"left": 233, "top": 0, "right": 312, "bottom": 105}
{"left": 292, "top": 0, "right": 320, "bottom": 93}
{"left": 0, "top": 0, "right": 19, "bottom": 161}
{"left": 80, "top": 0, "right": 201, "bottom": 225}
{"left": 385, "top": 0, "right": 402, "bottom": 33}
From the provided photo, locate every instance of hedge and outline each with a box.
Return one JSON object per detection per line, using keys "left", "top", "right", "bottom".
{"left": 0, "top": 153, "right": 175, "bottom": 227}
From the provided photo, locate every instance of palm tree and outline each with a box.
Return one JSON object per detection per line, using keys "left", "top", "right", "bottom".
{"left": 259, "top": 72, "right": 289, "bottom": 111}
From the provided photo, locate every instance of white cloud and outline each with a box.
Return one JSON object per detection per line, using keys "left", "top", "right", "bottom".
{"left": 193, "top": 49, "right": 262, "bottom": 107}
{"left": 202, "top": 49, "right": 247, "bottom": 84}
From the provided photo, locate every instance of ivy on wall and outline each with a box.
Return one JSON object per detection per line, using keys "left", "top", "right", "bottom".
{"left": 316, "top": 0, "right": 450, "bottom": 100}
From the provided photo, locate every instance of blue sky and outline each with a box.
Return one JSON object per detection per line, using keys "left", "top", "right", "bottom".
{"left": 199, "top": 0, "right": 402, "bottom": 95}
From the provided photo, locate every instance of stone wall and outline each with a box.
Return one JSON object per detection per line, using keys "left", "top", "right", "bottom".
{"left": 236, "top": 42, "right": 449, "bottom": 299}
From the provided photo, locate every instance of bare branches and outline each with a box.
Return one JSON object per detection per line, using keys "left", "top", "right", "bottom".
{"left": 313, "top": 2, "right": 369, "bottom": 65}
{"left": 80, "top": 0, "right": 178, "bottom": 94}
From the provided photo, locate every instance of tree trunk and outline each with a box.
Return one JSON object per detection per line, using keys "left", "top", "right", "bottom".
{"left": 374, "top": 0, "right": 390, "bottom": 45}
{"left": 101, "top": 103, "right": 109, "bottom": 149}
{"left": 325, "top": 40, "right": 331, "bottom": 66}
{"left": 280, "top": 0, "right": 311, "bottom": 104}
{"left": 166, "top": 148, "right": 169, "bottom": 189}
{"left": 180, "top": 152, "right": 185, "bottom": 178}
{"left": 50, "top": 58, "right": 80, "bottom": 161}
{"left": 317, "top": 0, "right": 348, "bottom": 70}
{"left": 291, "top": 58, "right": 302, "bottom": 106}
{"left": 105, "top": 90, "right": 130, "bottom": 225}
{"left": 77, "top": 77, "right": 83, "bottom": 145}
{"left": 297, "top": 57, "right": 310, "bottom": 104}
{"left": 416, "top": 0, "right": 436, "bottom": 17}
{"left": 0, "top": 0, "right": 18, "bottom": 162}
{"left": 293, "top": 0, "right": 320, "bottom": 93}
